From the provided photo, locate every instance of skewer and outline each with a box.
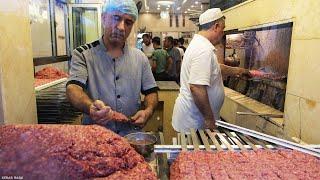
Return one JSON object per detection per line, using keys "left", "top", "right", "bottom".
{"left": 222, "top": 129, "right": 246, "bottom": 151}
{"left": 206, "top": 129, "right": 223, "bottom": 151}
{"left": 199, "top": 130, "right": 211, "bottom": 151}
{"left": 181, "top": 132, "right": 187, "bottom": 151}
{"left": 230, "top": 132, "right": 247, "bottom": 144}
{"left": 187, "top": 134, "right": 192, "bottom": 145}
{"left": 216, "top": 133, "right": 234, "bottom": 151}
{"left": 247, "top": 136, "right": 268, "bottom": 149}
{"left": 236, "top": 133, "right": 258, "bottom": 150}
{"left": 216, "top": 120, "right": 320, "bottom": 157}
{"left": 158, "top": 132, "right": 169, "bottom": 180}
{"left": 177, "top": 133, "right": 181, "bottom": 145}
{"left": 190, "top": 128, "right": 200, "bottom": 150}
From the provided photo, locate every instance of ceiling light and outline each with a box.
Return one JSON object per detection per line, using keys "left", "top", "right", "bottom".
{"left": 177, "top": 7, "right": 181, "bottom": 10}
{"left": 182, "top": 0, "right": 187, "bottom": 5}
{"left": 157, "top": 7, "right": 160, "bottom": 10}
{"left": 187, "top": 8, "right": 190, "bottom": 11}
{"left": 167, "top": 5, "right": 170, "bottom": 8}
{"left": 195, "top": 1, "right": 199, "bottom": 5}
{"left": 184, "top": 11, "right": 187, "bottom": 14}
{"left": 157, "top": 1, "right": 174, "bottom": 6}
{"left": 146, "top": 10, "right": 149, "bottom": 13}
{"left": 166, "top": 7, "right": 169, "bottom": 10}
{"left": 191, "top": 5, "right": 194, "bottom": 8}
{"left": 160, "top": 11, "right": 169, "bottom": 19}
{"left": 158, "top": 5, "right": 160, "bottom": 7}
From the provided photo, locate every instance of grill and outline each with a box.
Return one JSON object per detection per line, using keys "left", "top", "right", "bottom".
{"left": 36, "top": 80, "right": 82, "bottom": 124}
{"left": 226, "top": 76, "right": 286, "bottom": 111}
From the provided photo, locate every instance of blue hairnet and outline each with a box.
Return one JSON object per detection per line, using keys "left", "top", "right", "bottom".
{"left": 102, "top": 0, "right": 138, "bottom": 21}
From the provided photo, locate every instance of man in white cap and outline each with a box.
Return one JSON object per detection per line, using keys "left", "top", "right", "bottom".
{"left": 172, "top": 8, "right": 249, "bottom": 132}
{"left": 66, "top": 0, "right": 158, "bottom": 136}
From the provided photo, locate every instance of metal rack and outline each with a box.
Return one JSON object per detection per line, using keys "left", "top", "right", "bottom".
{"left": 155, "top": 121, "right": 320, "bottom": 157}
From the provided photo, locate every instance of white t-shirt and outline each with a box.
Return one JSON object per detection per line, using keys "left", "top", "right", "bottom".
{"left": 142, "top": 43, "right": 154, "bottom": 58}
{"left": 172, "top": 34, "right": 225, "bottom": 133}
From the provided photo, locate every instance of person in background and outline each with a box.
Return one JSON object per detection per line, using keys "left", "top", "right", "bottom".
{"left": 224, "top": 49, "right": 240, "bottom": 67}
{"left": 163, "top": 36, "right": 182, "bottom": 83}
{"left": 172, "top": 8, "right": 250, "bottom": 133}
{"left": 178, "top": 37, "right": 186, "bottom": 52}
{"left": 174, "top": 38, "right": 185, "bottom": 60}
{"left": 142, "top": 33, "right": 154, "bottom": 65}
{"left": 151, "top": 36, "right": 172, "bottom": 81}
{"left": 66, "top": 0, "right": 158, "bottom": 136}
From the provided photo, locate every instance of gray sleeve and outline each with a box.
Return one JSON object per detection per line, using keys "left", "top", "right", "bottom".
{"left": 140, "top": 54, "right": 158, "bottom": 94}
{"left": 67, "top": 49, "right": 88, "bottom": 89}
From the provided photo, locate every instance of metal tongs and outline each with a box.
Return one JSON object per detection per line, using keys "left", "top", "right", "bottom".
{"left": 236, "top": 112, "right": 283, "bottom": 118}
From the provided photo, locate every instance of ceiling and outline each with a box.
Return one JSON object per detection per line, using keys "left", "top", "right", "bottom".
{"left": 133, "top": 0, "right": 210, "bottom": 15}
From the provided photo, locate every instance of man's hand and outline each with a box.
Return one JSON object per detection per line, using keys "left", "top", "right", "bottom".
{"left": 204, "top": 118, "right": 216, "bottom": 131}
{"left": 89, "top": 100, "right": 114, "bottom": 125}
{"left": 131, "top": 109, "right": 152, "bottom": 127}
{"left": 237, "top": 68, "right": 251, "bottom": 78}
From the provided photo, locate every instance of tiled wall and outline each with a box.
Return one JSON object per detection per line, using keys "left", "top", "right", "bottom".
{"left": 223, "top": 0, "right": 320, "bottom": 143}
{"left": 0, "top": 0, "right": 37, "bottom": 124}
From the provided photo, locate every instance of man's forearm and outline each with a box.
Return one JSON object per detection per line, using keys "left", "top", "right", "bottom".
{"left": 220, "top": 64, "right": 242, "bottom": 78}
{"left": 143, "top": 92, "right": 158, "bottom": 118}
{"left": 66, "top": 84, "right": 93, "bottom": 114}
{"left": 190, "top": 84, "right": 214, "bottom": 120}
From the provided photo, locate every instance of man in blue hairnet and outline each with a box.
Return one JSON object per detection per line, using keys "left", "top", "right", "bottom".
{"left": 66, "top": 0, "right": 158, "bottom": 136}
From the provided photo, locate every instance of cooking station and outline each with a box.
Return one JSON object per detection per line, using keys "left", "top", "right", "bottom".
{"left": 153, "top": 121, "right": 320, "bottom": 179}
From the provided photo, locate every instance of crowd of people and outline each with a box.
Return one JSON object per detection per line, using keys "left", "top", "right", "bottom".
{"left": 141, "top": 34, "right": 186, "bottom": 83}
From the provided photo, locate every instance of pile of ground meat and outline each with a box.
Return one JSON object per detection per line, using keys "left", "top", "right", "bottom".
{"left": 0, "top": 125, "right": 156, "bottom": 180}
{"left": 35, "top": 67, "right": 68, "bottom": 79}
{"left": 170, "top": 150, "right": 320, "bottom": 180}
{"left": 34, "top": 67, "right": 68, "bottom": 87}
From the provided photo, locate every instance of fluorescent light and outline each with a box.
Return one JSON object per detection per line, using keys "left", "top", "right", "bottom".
{"left": 182, "top": 0, "right": 187, "bottom": 5}
{"left": 177, "top": 7, "right": 181, "bottom": 10}
{"left": 184, "top": 11, "right": 188, "bottom": 13}
{"left": 157, "top": 1, "right": 174, "bottom": 6}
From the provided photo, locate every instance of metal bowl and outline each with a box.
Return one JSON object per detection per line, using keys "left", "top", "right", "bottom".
{"left": 124, "top": 132, "right": 157, "bottom": 158}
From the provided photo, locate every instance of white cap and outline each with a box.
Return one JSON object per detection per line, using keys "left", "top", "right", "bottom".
{"left": 199, "top": 8, "right": 223, "bottom": 25}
